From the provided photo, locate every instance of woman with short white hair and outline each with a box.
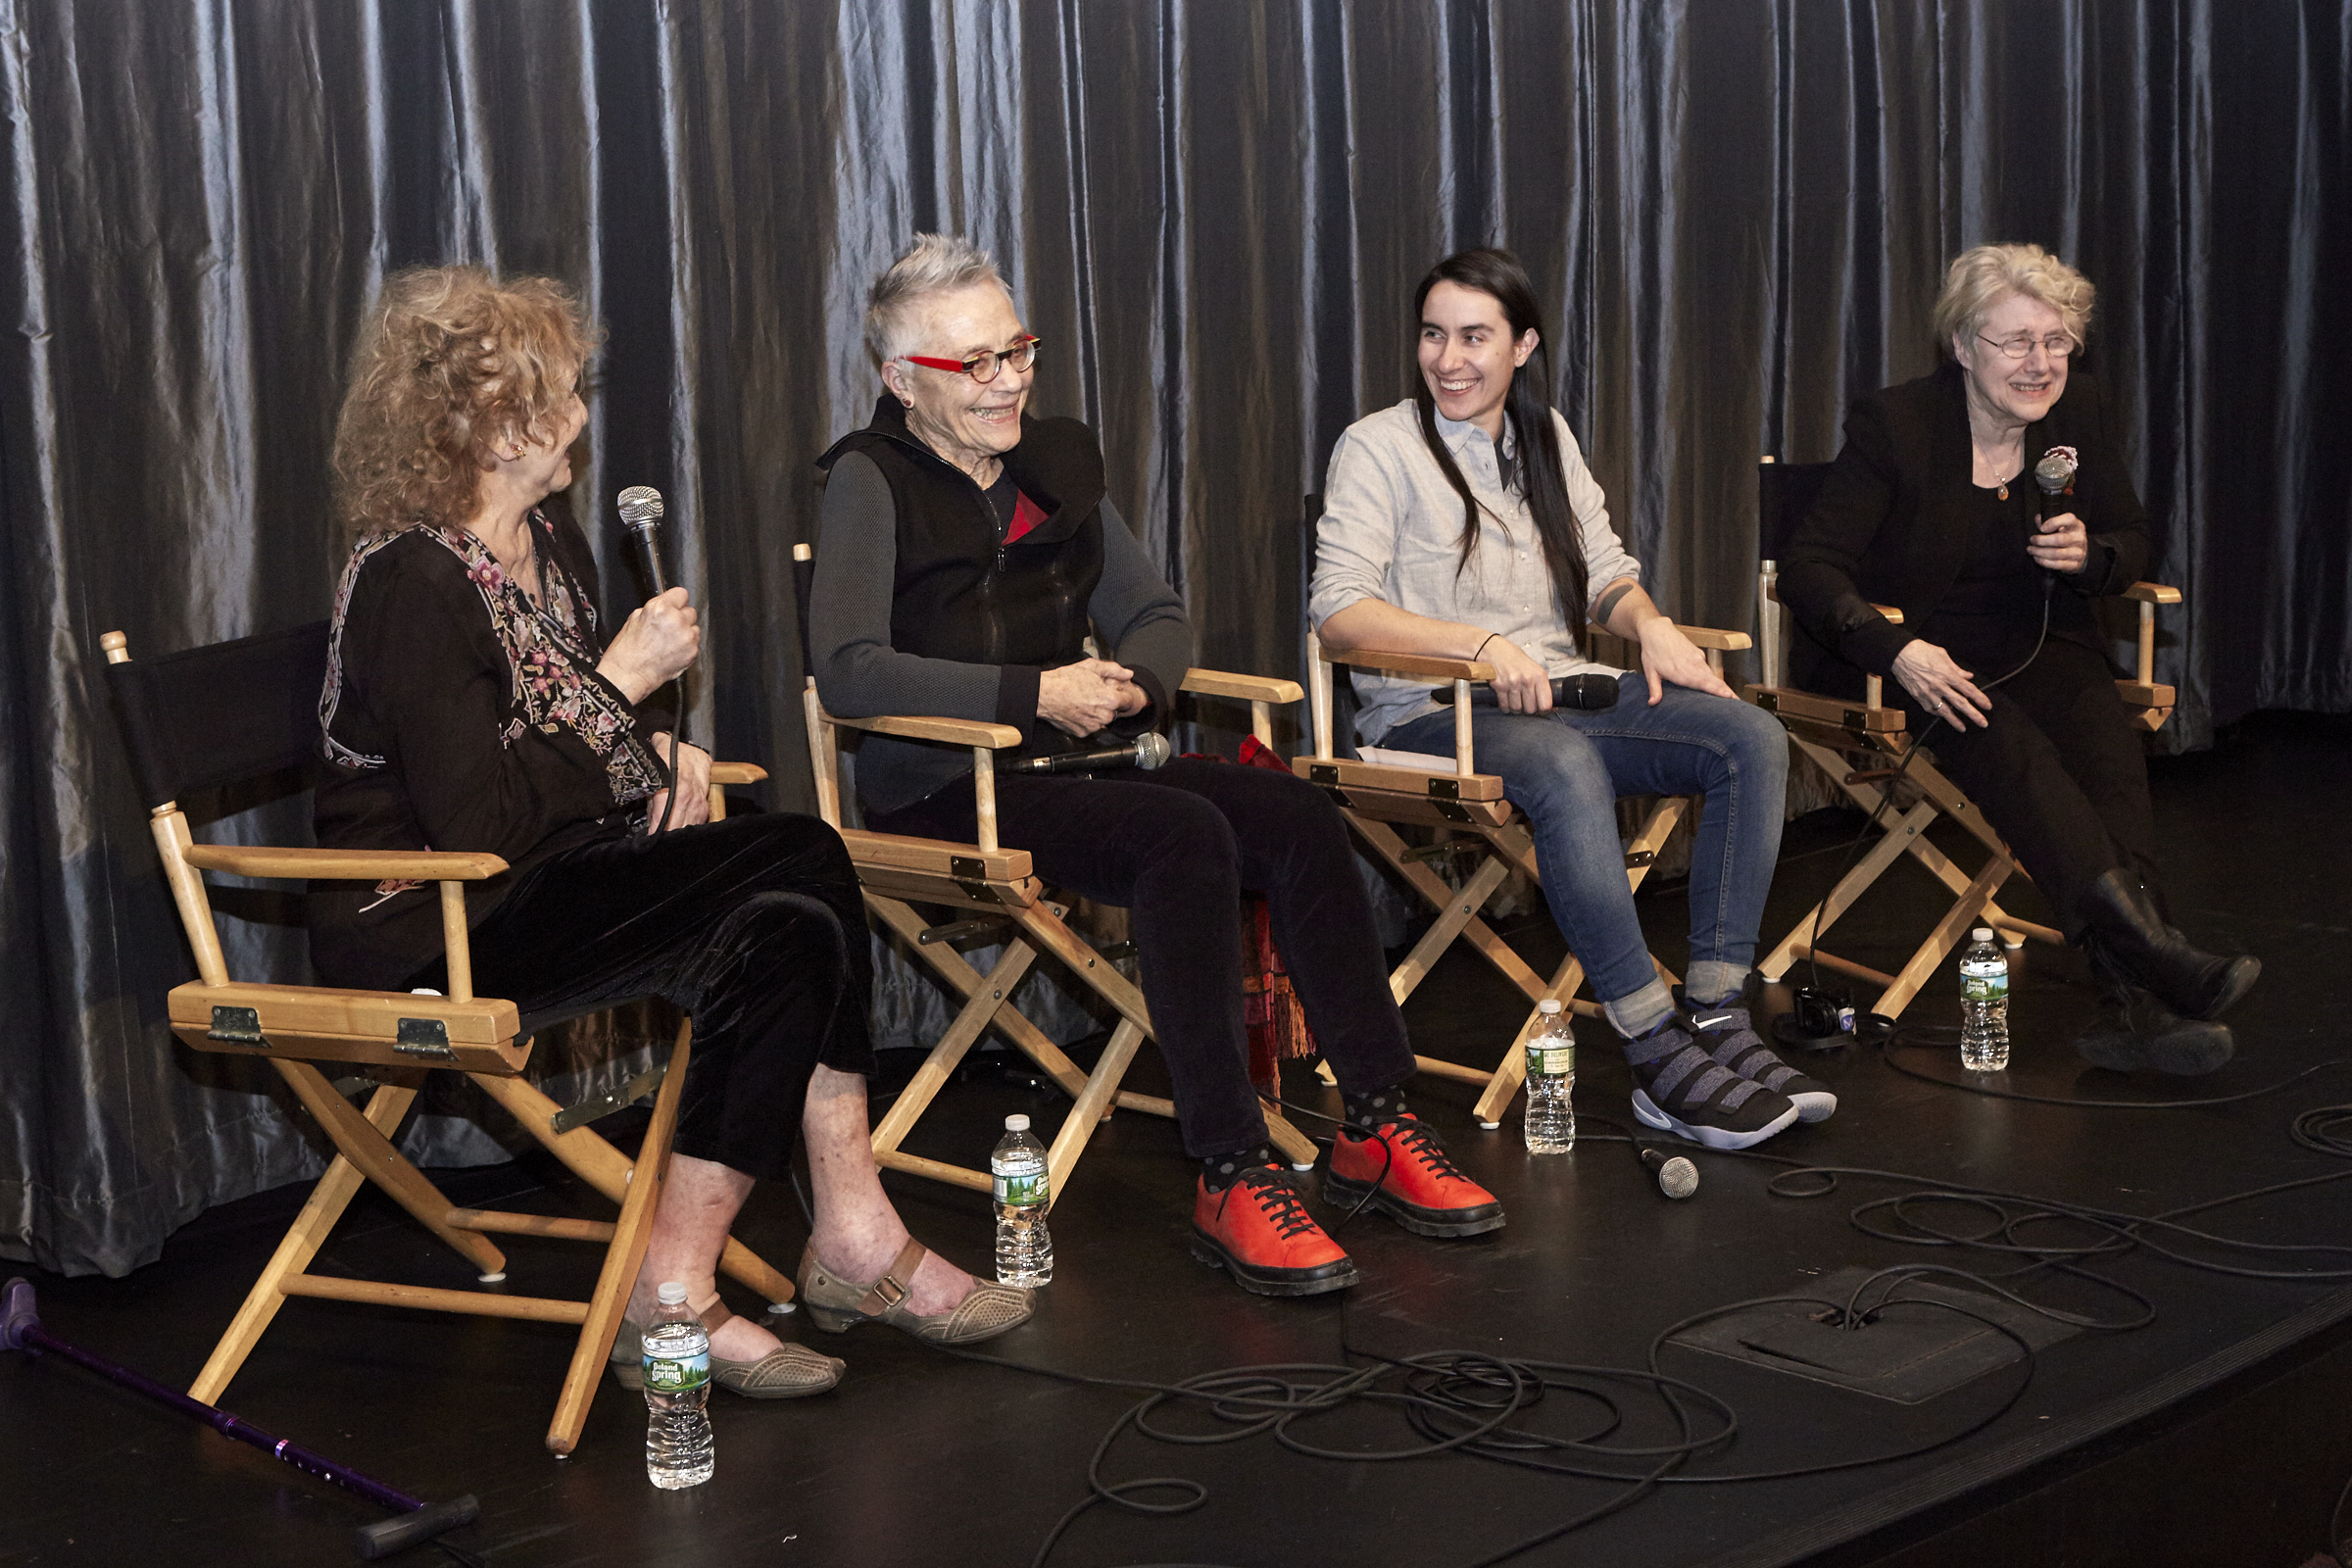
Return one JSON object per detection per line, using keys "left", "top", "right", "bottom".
{"left": 1782, "top": 243, "right": 2259, "bottom": 1074}
{"left": 811, "top": 233, "right": 1507, "bottom": 1299}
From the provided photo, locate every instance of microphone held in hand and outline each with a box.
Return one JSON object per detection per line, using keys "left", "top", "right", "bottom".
{"left": 1641, "top": 1146, "right": 1699, "bottom": 1200}
{"left": 2033, "top": 446, "right": 2079, "bottom": 514}
{"left": 617, "top": 485, "right": 669, "bottom": 596}
{"left": 2032, "top": 446, "right": 2079, "bottom": 595}
{"left": 1436, "top": 673, "right": 1621, "bottom": 710}
{"left": 1000, "top": 732, "right": 1172, "bottom": 777}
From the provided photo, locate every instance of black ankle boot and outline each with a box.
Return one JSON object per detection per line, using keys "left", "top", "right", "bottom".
{"left": 2074, "top": 986, "right": 2234, "bottom": 1076}
{"left": 2076, "top": 867, "right": 2260, "bottom": 1022}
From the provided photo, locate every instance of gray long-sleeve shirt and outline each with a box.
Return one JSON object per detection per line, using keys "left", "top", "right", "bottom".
{"left": 1309, "top": 400, "right": 1641, "bottom": 745}
{"left": 810, "top": 449, "right": 1193, "bottom": 815}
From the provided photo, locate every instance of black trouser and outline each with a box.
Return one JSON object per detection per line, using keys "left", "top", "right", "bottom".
{"left": 872, "top": 759, "right": 1418, "bottom": 1157}
{"left": 1899, "top": 638, "right": 2156, "bottom": 942}
{"left": 408, "top": 813, "right": 875, "bottom": 1182}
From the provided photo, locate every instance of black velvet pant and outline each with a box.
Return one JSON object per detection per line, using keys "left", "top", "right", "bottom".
{"left": 1899, "top": 637, "right": 2156, "bottom": 941}
{"left": 407, "top": 813, "right": 875, "bottom": 1182}
{"left": 872, "top": 759, "right": 1419, "bottom": 1157}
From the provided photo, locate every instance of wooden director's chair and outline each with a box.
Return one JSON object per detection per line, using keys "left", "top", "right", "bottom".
{"left": 1298, "top": 616, "right": 1750, "bottom": 1129}
{"left": 792, "top": 548, "right": 1320, "bottom": 1201}
{"left": 1744, "top": 456, "right": 2181, "bottom": 1017}
{"left": 104, "top": 622, "right": 789, "bottom": 1456}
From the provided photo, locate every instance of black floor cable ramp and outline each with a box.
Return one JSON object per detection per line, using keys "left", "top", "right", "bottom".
{"left": 904, "top": 1061, "right": 2352, "bottom": 1568}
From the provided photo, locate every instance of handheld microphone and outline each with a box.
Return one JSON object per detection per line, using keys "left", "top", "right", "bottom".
{"left": 1640, "top": 1146, "right": 1699, "bottom": 1200}
{"left": 1001, "top": 732, "right": 1172, "bottom": 776}
{"left": 1436, "top": 673, "right": 1621, "bottom": 710}
{"left": 2033, "top": 447, "right": 2078, "bottom": 596}
{"left": 616, "top": 485, "right": 669, "bottom": 597}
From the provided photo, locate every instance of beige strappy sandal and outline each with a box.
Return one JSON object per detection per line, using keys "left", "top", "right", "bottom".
{"left": 796, "top": 1239, "right": 1034, "bottom": 1345}
{"left": 609, "top": 1298, "right": 845, "bottom": 1398}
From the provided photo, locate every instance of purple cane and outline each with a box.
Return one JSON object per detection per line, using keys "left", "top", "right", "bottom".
{"left": 3, "top": 1276, "right": 479, "bottom": 1559}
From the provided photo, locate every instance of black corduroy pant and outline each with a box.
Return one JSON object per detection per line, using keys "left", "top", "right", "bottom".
{"left": 1904, "top": 637, "right": 2157, "bottom": 941}
{"left": 873, "top": 758, "right": 1418, "bottom": 1158}
{"left": 408, "top": 812, "right": 875, "bottom": 1182}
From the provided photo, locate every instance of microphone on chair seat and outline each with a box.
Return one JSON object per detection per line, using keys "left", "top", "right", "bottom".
{"left": 617, "top": 485, "right": 669, "bottom": 597}
{"left": 1000, "top": 733, "right": 1172, "bottom": 776}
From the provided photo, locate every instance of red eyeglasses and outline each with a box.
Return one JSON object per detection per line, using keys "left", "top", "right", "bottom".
{"left": 898, "top": 335, "right": 1041, "bottom": 384}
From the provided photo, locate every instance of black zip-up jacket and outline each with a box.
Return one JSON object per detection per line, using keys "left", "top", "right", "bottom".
{"left": 810, "top": 396, "right": 1191, "bottom": 815}
{"left": 1780, "top": 363, "right": 2150, "bottom": 698}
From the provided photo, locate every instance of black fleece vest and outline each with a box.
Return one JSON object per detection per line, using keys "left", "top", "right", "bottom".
{"left": 817, "top": 396, "right": 1108, "bottom": 672}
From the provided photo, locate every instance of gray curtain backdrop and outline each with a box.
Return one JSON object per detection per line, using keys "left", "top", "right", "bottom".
{"left": 4, "top": 0, "right": 2345, "bottom": 1275}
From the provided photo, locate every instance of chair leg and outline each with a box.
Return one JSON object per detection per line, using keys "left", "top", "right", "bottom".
{"left": 1758, "top": 799, "right": 1941, "bottom": 982}
{"left": 548, "top": 1019, "right": 693, "bottom": 1456}
{"left": 1469, "top": 955, "right": 1590, "bottom": 1128}
{"left": 470, "top": 1071, "right": 795, "bottom": 1308}
{"left": 868, "top": 895, "right": 1095, "bottom": 1102}
{"left": 1350, "top": 816, "right": 1545, "bottom": 1004}
{"left": 870, "top": 937, "right": 1042, "bottom": 1160}
{"left": 271, "top": 1058, "right": 506, "bottom": 1277}
{"left": 1874, "top": 854, "right": 2013, "bottom": 1019}
{"left": 188, "top": 1082, "right": 416, "bottom": 1403}
{"left": 1042, "top": 1018, "right": 1147, "bottom": 1209}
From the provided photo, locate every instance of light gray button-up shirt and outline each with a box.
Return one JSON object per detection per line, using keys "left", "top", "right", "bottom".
{"left": 1310, "top": 399, "right": 1641, "bottom": 744}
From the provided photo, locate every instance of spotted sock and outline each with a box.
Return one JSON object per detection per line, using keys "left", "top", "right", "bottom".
{"left": 1200, "top": 1144, "right": 1279, "bottom": 1193}
{"left": 1341, "top": 1086, "right": 1412, "bottom": 1134}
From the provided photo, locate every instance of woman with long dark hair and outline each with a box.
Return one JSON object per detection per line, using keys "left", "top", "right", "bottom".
{"left": 1313, "top": 247, "right": 1811, "bottom": 1152}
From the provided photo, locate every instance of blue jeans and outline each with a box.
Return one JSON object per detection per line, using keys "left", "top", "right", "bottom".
{"left": 1382, "top": 676, "right": 1788, "bottom": 1025}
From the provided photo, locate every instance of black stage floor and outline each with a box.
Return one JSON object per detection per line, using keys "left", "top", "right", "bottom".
{"left": 8, "top": 712, "right": 2352, "bottom": 1568}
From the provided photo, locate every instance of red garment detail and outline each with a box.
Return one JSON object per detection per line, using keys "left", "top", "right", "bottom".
{"left": 1004, "top": 488, "right": 1049, "bottom": 545}
{"left": 1231, "top": 733, "right": 1321, "bottom": 1097}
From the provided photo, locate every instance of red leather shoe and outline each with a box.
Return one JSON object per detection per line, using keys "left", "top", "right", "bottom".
{"left": 1190, "top": 1165, "right": 1360, "bottom": 1298}
{"left": 1325, "top": 1115, "right": 1506, "bottom": 1237}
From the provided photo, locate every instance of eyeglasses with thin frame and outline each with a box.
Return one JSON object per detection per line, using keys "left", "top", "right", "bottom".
{"left": 1977, "top": 331, "right": 2077, "bottom": 361}
{"left": 899, "top": 335, "right": 1042, "bottom": 384}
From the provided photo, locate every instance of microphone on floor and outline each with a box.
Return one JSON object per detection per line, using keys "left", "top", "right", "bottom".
{"left": 1000, "top": 732, "right": 1173, "bottom": 776}
{"left": 1640, "top": 1145, "right": 1699, "bottom": 1200}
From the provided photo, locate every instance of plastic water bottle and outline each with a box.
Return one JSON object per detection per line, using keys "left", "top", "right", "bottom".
{"left": 992, "top": 1114, "right": 1053, "bottom": 1287}
{"left": 1959, "top": 927, "right": 2011, "bottom": 1072}
{"left": 1524, "top": 999, "right": 1576, "bottom": 1153}
{"left": 642, "top": 1281, "right": 713, "bottom": 1490}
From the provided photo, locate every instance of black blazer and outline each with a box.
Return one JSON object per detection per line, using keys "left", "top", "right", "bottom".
{"left": 1780, "top": 362, "right": 2149, "bottom": 695}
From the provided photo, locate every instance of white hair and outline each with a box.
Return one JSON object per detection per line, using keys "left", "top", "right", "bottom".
{"left": 1932, "top": 243, "right": 2095, "bottom": 356}
{"left": 863, "top": 233, "right": 1011, "bottom": 368}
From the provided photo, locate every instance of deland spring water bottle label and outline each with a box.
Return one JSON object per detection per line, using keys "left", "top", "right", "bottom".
{"left": 993, "top": 1167, "right": 1047, "bottom": 1206}
{"left": 1526, "top": 1041, "right": 1574, "bottom": 1077}
{"left": 1960, "top": 960, "right": 2008, "bottom": 1002}
{"left": 643, "top": 1349, "right": 710, "bottom": 1393}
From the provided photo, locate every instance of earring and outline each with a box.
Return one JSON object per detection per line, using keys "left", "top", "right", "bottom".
{"left": 898, "top": 396, "right": 913, "bottom": 409}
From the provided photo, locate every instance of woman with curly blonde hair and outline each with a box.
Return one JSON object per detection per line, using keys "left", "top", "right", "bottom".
{"left": 1781, "top": 243, "right": 2259, "bottom": 1076}
{"left": 312, "top": 267, "right": 1030, "bottom": 1398}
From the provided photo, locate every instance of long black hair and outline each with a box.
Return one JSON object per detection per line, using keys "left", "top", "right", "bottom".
{"left": 1410, "top": 248, "right": 1591, "bottom": 651}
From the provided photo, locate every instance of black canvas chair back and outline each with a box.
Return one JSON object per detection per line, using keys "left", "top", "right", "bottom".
{"left": 105, "top": 620, "right": 328, "bottom": 809}
{"left": 1758, "top": 460, "right": 1835, "bottom": 564}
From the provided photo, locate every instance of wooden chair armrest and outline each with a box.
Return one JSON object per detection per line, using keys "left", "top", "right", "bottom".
{"left": 1760, "top": 578, "right": 1899, "bottom": 624}
{"left": 1317, "top": 646, "right": 1496, "bottom": 682}
{"left": 2121, "top": 582, "right": 2182, "bottom": 606}
{"left": 708, "top": 761, "right": 767, "bottom": 785}
{"left": 1181, "top": 668, "right": 1303, "bottom": 705}
{"left": 1676, "top": 624, "right": 1753, "bottom": 652}
{"left": 830, "top": 713, "right": 1025, "bottom": 748}
{"left": 181, "top": 845, "right": 510, "bottom": 881}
